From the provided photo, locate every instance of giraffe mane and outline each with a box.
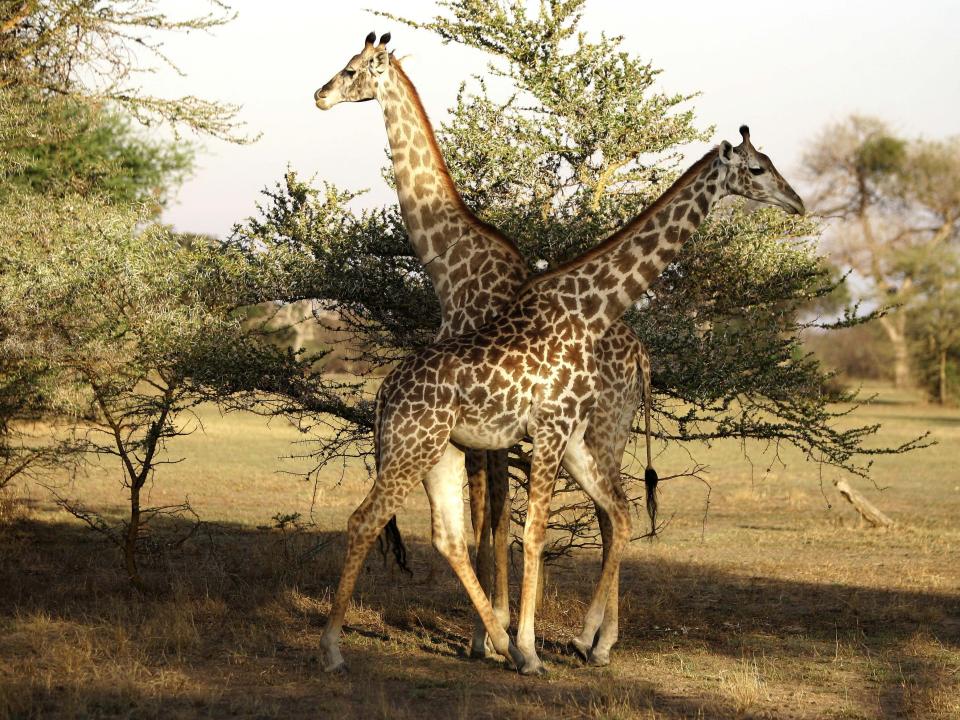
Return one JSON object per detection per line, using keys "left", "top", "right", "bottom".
{"left": 392, "top": 57, "right": 524, "bottom": 264}
{"left": 523, "top": 147, "right": 720, "bottom": 289}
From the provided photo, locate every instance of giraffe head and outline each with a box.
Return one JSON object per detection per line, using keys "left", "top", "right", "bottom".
{"left": 314, "top": 32, "right": 392, "bottom": 110}
{"left": 718, "top": 126, "right": 805, "bottom": 215}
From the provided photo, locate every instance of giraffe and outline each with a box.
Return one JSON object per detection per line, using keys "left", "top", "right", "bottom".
{"left": 314, "top": 32, "right": 657, "bottom": 665}
{"left": 317, "top": 97, "right": 805, "bottom": 675}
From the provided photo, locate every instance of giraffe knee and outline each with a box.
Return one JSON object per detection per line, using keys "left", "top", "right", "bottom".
{"left": 346, "top": 507, "right": 365, "bottom": 537}
{"left": 432, "top": 531, "right": 467, "bottom": 561}
{"left": 607, "top": 505, "right": 632, "bottom": 545}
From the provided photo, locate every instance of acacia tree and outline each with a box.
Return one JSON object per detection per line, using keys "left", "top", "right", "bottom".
{"left": 0, "top": 0, "right": 247, "bottom": 139}
{"left": 0, "top": 0, "right": 259, "bottom": 488}
{"left": 0, "top": 2, "right": 324, "bottom": 587}
{"left": 233, "top": 1, "right": 925, "bottom": 554}
{"left": 0, "top": 192, "right": 318, "bottom": 586}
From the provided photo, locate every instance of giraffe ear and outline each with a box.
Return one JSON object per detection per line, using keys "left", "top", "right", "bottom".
{"left": 369, "top": 47, "right": 390, "bottom": 75}
{"left": 718, "top": 141, "right": 734, "bottom": 164}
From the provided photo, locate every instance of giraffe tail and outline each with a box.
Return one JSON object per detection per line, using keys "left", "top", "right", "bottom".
{"left": 644, "top": 466, "right": 659, "bottom": 539}
{"left": 639, "top": 344, "right": 659, "bottom": 538}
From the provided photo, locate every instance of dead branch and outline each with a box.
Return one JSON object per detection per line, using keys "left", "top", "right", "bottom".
{"left": 834, "top": 478, "right": 895, "bottom": 528}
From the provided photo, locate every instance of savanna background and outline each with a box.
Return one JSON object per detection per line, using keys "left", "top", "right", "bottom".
{"left": 1, "top": 2, "right": 958, "bottom": 718}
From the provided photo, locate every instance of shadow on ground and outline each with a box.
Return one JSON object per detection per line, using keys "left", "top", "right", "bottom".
{"left": 1, "top": 513, "right": 957, "bottom": 719}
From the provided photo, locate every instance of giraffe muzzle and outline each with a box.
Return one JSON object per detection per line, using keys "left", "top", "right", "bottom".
{"left": 784, "top": 192, "right": 806, "bottom": 216}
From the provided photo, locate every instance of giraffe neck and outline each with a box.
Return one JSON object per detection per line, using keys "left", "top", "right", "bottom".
{"left": 376, "top": 61, "right": 523, "bottom": 325}
{"left": 527, "top": 150, "right": 724, "bottom": 336}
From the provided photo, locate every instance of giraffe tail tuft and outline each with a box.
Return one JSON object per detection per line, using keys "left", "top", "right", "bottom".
{"left": 379, "top": 516, "right": 413, "bottom": 575}
{"left": 644, "top": 466, "right": 659, "bottom": 539}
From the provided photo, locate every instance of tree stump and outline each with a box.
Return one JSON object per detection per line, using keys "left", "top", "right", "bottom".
{"left": 834, "top": 479, "right": 895, "bottom": 528}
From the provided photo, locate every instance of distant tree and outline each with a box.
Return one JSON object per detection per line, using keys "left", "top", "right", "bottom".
{"left": 235, "top": 1, "right": 925, "bottom": 555}
{"left": 804, "top": 119, "right": 960, "bottom": 392}
{"left": 898, "top": 137, "right": 960, "bottom": 244}
{"left": 898, "top": 138, "right": 960, "bottom": 403}
{"left": 899, "top": 245, "right": 960, "bottom": 404}
{"left": 803, "top": 116, "right": 913, "bottom": 385}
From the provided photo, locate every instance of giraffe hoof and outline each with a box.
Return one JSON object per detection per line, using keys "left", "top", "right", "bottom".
{"left": 469, "top": 634, "right": 498, "bottom": 659}
{"left": 469, "top": 641, "right": 497, "bottom": 660}
{"left": 587, "top": 650, "right": 611, "bottom": 667}
{"left": 322, "top": 658, "right": 348, "bottom": 674}
{"left": 570, "top": 637, "right": 592, "bottom": 662}
{"left": 519, "top": 661, "right": 548, "bottom": 677}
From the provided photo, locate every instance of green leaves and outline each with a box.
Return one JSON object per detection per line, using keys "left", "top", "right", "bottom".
{"left": 1, "top": 97, "right": 192, "bottom": 211}
{"left": 0, "top": 0, "right": 249, "bottom": 143}
{"left": 384, "top": 0, "right": 709, "bottom": 226}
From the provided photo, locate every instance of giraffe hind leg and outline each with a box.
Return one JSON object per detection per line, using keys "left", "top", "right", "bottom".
{"left": 469, "top": 448, "right": 512, "bottom": 659}
{"left": 563, "top": 426, "right": 632, "bottom": 667}
{"left": 425, "top": 445, "right": 524, "bottom": 670}
{"left": 319, "top": 476, "right": 419, "bottom": 672}
{"left": 488, "top": 448, "right": 513, "bottom": 633}
{"left": 466, "top": 449, "right": 497, "bottom": 658}
{"left": 579, "top": 356, "right": 643, "bottom": 666}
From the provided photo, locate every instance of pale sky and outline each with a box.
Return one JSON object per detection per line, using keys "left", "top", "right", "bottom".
{"left": 145, "top": 1, "right": 960, "bottom": 238}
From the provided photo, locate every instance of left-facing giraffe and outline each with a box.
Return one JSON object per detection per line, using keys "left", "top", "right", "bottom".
{"left": 314, "top": 32, "right": 657, "bottom": 666}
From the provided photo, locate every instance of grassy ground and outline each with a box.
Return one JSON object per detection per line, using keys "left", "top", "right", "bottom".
{"left": 1, "top": 384, "right": 957, "bottom": 719}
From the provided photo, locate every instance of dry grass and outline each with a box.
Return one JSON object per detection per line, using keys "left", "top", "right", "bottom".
{"left": 1, "top": 383, "right": 958, "bottom": 719}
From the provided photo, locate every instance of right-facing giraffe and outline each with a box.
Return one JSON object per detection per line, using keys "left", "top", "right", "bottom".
{"left": 319, "top": 120, "right": 805, "bottom": 675}
{"left": 314, "top": 32, "right": 657, "bottom": 664}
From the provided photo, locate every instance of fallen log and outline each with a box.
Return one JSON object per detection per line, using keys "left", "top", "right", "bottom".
{"left": 834, "top": 479, "right": 895, "bottom": 528}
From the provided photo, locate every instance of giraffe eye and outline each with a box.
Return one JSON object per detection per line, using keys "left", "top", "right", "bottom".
{"left": 344, "top": 69, "right": 357, "bottom": 78}
{"left": 749, "top": 167, "right": 766, "bottom": 176}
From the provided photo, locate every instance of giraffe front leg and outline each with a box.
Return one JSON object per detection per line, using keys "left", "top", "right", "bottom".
{"left": 514, "top": 443, "right": 563, "bottom": 676}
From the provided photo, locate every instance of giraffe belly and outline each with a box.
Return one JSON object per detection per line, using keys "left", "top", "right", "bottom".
{"left": 449, "top": 415, "right": 526, "bottom": 450}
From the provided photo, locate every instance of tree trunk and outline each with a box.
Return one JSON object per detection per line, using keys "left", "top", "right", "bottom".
{"left": 939, "top": 347, "right": 948, "bottom": 405}
{"left": 892, "top": 339, "right": 911, "bottom": 389}
{"left": 125, "top": 480, "right": 144, "bottom": 590}
{"left": 879, "top": 314, "right": 911, "bottom": 388}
